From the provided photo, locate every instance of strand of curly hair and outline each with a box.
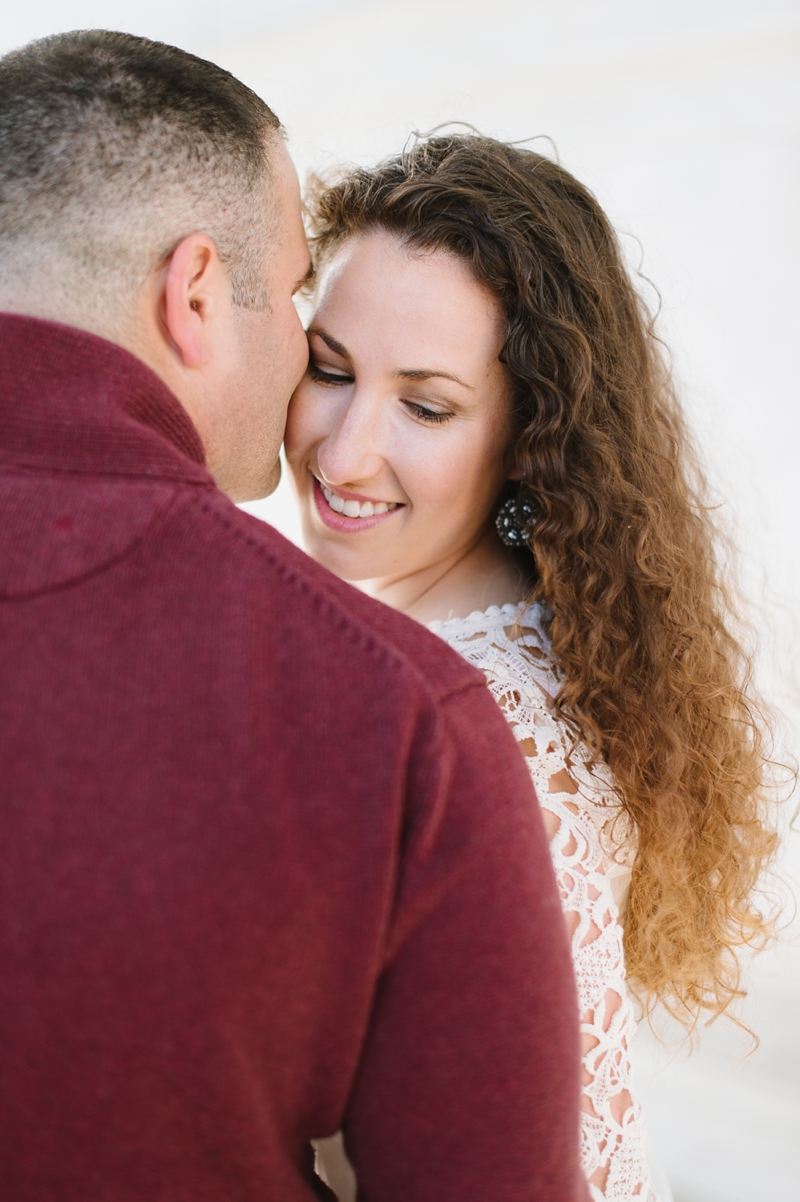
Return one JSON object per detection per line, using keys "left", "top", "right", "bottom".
{"left": 304, "top": 133, "right": 782, "bottom": 1029}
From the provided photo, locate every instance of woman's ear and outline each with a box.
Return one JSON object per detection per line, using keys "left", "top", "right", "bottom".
{"left": 159, "top": 233, "right": 226, "bottom": 369}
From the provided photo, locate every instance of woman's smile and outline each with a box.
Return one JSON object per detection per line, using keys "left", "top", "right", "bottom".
{"left": 312, "top": 474, "right": 404, "bottom": 531}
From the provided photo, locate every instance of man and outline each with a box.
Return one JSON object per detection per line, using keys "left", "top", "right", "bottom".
{"left": 0, "top": 31, "right": 587, "bottom": 1201}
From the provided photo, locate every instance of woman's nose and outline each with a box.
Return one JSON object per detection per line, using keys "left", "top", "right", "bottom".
{"left": 316, "top": 389, "right": 386, "bottom": 487}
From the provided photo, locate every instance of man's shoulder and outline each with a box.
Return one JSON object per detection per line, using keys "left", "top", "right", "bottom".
{"left": 193, "top": 492, "right": 485, "bottom": 703}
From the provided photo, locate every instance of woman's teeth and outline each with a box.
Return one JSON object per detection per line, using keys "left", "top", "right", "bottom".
{"left": 321, "top": 483, "right": 397, "bottom": 519}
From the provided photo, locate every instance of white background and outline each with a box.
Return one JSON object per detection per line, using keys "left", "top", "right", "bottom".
{"left": 2, "top": 4, "right": 798, "bottom": 1199}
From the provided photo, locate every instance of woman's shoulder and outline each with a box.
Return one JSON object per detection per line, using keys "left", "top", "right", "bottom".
{"left": 428, "top": 601, "right": 577, "bottom": 736}
{"left": 429, "top": 600, "right": 633, "bottom": 871}
{"left": 428, "top": 600, "right": 561, "bottom": 687}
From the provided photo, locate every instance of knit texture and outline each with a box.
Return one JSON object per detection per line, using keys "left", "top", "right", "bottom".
{"left": 0, "top": 314, "right": 588, "bottom": 1202}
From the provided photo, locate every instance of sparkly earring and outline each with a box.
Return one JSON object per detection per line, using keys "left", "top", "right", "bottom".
{"left": 495, "top": 486, "right": 537, "bottom": 548}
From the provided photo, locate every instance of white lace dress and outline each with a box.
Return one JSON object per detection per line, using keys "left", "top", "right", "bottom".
{"left": 428, "top": 602, "right": 663, "bottom": 1202}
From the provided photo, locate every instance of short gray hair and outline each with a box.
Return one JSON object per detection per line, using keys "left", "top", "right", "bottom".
{"left": 0, "top": 30, "right": 282, "bottom": 313}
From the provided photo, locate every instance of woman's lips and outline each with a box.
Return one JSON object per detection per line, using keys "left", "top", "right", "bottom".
{"left": 312, "top": 475, "right": 403, "bottom": 533}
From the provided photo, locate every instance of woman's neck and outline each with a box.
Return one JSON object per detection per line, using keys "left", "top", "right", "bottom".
{"left": 355, "top": 527, "right": 533, "bottom": 625}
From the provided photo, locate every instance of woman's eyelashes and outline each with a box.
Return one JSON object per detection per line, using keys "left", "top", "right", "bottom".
{"left": 404, "top": 401, "right": 452, "bottom": 424}
{"left": 308, "top": 361, "right": 353, "bottom": 386}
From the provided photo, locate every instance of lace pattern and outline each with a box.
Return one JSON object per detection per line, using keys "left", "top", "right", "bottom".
{"left": 429, "top": 603, "right": 658, "bottom": 1202}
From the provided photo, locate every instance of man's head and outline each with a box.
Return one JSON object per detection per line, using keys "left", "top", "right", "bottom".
{"left": 0, "top": 30, "right": 310, "bottom": 499}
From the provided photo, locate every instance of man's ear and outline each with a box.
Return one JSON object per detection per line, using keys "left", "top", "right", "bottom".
{"left": 159, "top": 234, "right": 226, "bottom": 369}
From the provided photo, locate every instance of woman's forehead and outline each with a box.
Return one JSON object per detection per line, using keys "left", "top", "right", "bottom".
{"left": 313, "top": 231, "right": 504, "bottom": 358}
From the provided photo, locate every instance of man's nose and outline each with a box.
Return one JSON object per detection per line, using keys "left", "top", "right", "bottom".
{"left": 317, "top": 388, "right": 385, "bottom": 486}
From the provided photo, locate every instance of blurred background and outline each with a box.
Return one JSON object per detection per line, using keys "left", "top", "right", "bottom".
{"left": 2, "top": 3, "right": 798, "bottom": 1199}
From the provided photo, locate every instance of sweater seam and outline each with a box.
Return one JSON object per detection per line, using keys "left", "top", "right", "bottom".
{"left": 202, "top": 496, "right": 487, "bottom": 706}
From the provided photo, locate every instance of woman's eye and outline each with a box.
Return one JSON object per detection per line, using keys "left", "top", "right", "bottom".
{"left": 308, "top": 363, "right": 353, "bottom": 386}
{"left": 406, "top": 401, "right": 452, "bottom": 424}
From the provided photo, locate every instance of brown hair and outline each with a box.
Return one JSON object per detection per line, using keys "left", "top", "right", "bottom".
{"left": 306, "top": 132, "right": 782, "bottom": 1028}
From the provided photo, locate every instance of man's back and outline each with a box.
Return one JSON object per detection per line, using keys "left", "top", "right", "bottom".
{"left": 0, "top": 314, "right": 585, "bottom": 1200}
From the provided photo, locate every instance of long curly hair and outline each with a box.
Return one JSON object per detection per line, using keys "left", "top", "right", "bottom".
{"left": 304, "top": 132, "right": 782, "bottom": 1028}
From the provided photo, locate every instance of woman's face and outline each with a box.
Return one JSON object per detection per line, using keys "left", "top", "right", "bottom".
{"left": 285, "top": 230, "right": 514, "bottom": 586}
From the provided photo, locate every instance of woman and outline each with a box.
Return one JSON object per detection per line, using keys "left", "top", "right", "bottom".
{"left": 287, "top": 134, "right": 778, "bottom": 1201}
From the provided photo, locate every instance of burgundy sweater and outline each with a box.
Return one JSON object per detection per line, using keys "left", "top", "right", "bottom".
{"left": 0, "top": 314, "right": 587, "bottom": 1202}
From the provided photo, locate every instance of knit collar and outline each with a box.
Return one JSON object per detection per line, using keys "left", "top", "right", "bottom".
{"left": 0, "top": 313, "right": 212, "bottom": 486}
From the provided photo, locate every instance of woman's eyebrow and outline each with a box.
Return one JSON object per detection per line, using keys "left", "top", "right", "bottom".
{"left": 307, "top": 326, "right": 351, "bottom": 359}
{"left": 395, "top": 367, "right": 473, "bottom": 389}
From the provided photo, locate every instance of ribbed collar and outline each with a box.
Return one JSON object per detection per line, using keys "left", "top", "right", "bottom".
{"left": 0, "top": 313, "right": 212, "bottom": 486}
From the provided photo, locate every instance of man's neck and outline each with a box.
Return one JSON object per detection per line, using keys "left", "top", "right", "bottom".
{"left": 0, "top": 312, "right": 209, "bottom": 477}
{"left": 0, "top": 286, "right": 194, "bottom": 440}
{"left": 0, "top": 282, "right": 146, "bottom": 359}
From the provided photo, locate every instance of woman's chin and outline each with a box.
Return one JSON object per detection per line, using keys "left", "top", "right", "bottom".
{"left": 301, "top": 527, "right": 380, "bottom": 584}
{"left": 299, "top": 486, "right": 406, "bottom": 583}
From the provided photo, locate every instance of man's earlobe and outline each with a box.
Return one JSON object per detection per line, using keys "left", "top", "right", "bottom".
{"left": 160, "top": 234, "right": 222, "bottom": 369}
